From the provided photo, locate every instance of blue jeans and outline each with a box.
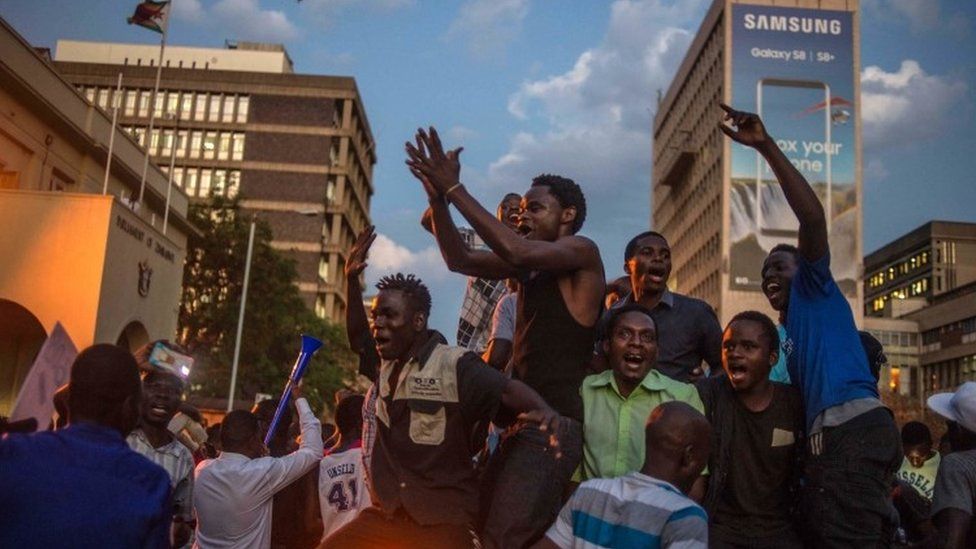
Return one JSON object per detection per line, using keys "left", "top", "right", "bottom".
{"left": 480, "top": 418, "right": 582, "bottom": 549}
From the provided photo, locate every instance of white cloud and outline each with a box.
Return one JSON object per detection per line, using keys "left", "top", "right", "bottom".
{"left": 446, "top": 0, "right": 530, "bottom": 60}
{"left": 210, "top": 0, "right": 300, "bottom": 42}
{"left": 172, "top": 0, "right": 205, "bottom": 22}
{"left": 365, "top": 233, "right": 452, "bottom": 284}
{"left": 482, "top": 0, "right": 706, "bottom": 264}
{"left": 861, "top": 60, "right": 968, "bottom": 149}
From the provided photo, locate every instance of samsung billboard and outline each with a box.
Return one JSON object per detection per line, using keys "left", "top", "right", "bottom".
{"left": 729, "top": 5, "right": 859, "bottom": 297}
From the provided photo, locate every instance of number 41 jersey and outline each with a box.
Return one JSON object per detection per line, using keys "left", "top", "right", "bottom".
{"left": 318, "top": 444, "right": 371, "bottom": 541}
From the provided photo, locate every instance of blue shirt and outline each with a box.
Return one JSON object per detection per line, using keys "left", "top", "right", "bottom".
{"left": 0, "top": 422, "right": 172, "bottom": 549}
{"left": 784, "top": 254, "right": 878, "bottom": 431}
{"left": 768, "top": 325, "right": 791, "bottom": 384}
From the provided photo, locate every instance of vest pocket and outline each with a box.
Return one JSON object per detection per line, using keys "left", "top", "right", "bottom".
{"left": 407, "top": 399, "right": 445, "bottom": 445}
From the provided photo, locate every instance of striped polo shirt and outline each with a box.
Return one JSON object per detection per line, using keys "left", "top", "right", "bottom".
{"left": 545, "top": 472, "right": 707, "bottom": 548}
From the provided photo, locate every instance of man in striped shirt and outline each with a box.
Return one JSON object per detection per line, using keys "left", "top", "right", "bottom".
{"left": 537, "top": 401, "right": 710, "bottom": 549}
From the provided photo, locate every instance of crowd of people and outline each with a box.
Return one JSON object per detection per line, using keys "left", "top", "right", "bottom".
{"left": 2, "top": 103, "right": 975, "bottom": 548}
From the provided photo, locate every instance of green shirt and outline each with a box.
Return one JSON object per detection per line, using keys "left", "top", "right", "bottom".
{"left": 581, "top": 369, "right": 705, "bottom": 479}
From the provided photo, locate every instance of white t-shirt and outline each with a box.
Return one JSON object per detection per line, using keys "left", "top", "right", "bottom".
{"left": 318, "top": 445, "right": 371, "bottom": 541}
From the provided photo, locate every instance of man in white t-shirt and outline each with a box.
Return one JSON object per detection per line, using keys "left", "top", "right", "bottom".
{"left": 319, "top": 394, "right": 370, "bottom": 543}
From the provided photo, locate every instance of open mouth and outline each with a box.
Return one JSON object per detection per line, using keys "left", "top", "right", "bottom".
{"left": 727, "top": 363, "right": 748, "bottom": 382}
{"left": 645, "top": 264, "right": 667, "bottom": 284}
{"left": 622, "top": 353, "right": 645, "bottom": 367}
{"left": 373, "top": 334, "right": 391, "bottom": 347}
{"left": 763, "top": 280, "right": 782, "bottom": 300}
{"left": 516, "top": 224, "right": 532, "bottom": 236}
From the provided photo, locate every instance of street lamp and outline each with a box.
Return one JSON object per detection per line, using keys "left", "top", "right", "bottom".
{"left": 226, "top": 208, "right": 322, "bottom": 411}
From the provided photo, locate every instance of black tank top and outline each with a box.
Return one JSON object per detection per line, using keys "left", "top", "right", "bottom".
{"left": 512, "top": 270, "right": 595, "bottom": 422}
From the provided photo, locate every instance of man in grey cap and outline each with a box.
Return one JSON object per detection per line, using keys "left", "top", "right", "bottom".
{"left": 927, "top": 381, "right": 976, "bottom": 549}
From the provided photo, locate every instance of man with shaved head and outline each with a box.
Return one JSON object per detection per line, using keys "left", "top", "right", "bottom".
{"left": 537, "top": 401, "right": 710, "bottom": 548}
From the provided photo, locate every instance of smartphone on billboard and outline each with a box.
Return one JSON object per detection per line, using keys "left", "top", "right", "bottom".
{"left": 755, "top": 78, "right": 832, "bottom": 238}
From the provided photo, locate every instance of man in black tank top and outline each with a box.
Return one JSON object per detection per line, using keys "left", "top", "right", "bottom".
{"left": 406, "top": 127, "right": 605, "bottom": 548}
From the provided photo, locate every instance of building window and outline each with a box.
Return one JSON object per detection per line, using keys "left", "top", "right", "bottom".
{"left": 176, "top": 130, "right": 189, "bottom": 158}
{"left": 166, "top": 92, "right": 179, "bottom": 117}
{"left": 237, "top": 96, "right": 249, "bottom": 123}
{"left": 189, "top": 131, "right": 203, "bottom": 159}
{"left": 318, "top": 258, "right": 330, "bottom": 283}
{"left": 208, "top": 94, "right": 222, "bottom": 122}
{"left": 326, "top": 175, "right": 336, "bottom": 204}
{"left": 218, "top": 132, "right": 231, "bottom": 160}
{"left": 314, "top": 295, "right": 327, "bottom": 319}
{"left": 222, "top": 95, "right": 235, "bottom": 123}
{"left": 153, "top": 93, "right": 164, "bottom": 118}
{"left": 199, "top": 169, "right": 212, "bottom": 197}
{"left": 172, "top": 167, "right": 184, "bottom": 188}
{"left": 134, "top": 127, "right": 146, "bottom": 147}
{"left": 230, "top": 133, "right": 245, "bottom": 161}
{"left": 139, "top": 90, "right": 151, "bottom": 117}
{"left": 160, "top": 129, "right": 174, "bottom": 157}
{"left": 184, "top": 168, "right": 198, "bottom": 196}
{"left": 84, "top": 87, "right": 96, "bottom": 103}
{"left": 124, "top": 90, "right": 137, "bottom": 116}
{"left": 149, "top": 129, "right": 161, "bottom": 155}
{"left": 194, "top": 93, "right": 207, "bottom": 121}
{"left": 180, "top": 92, "right": 193, "bottom": 118}
{"left": 96, "top": 88, "right": 109, "bottom": 110}
{"left": 227, "top": 171, "right": 241, "bottom": 198}
{"left": 203, "top": 131, "right": 217, "bottom": 160}
{"left": 212, "top": 170, "right": 227, "bottom": 196}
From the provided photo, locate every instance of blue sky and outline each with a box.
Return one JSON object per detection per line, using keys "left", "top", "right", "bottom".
{"left": 2, "top": 0, "right": 974, "bottom": 336}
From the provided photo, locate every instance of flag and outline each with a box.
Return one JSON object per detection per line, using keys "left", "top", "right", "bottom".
{"left": 127, "top": 1, "right": 169, "bottom": 34}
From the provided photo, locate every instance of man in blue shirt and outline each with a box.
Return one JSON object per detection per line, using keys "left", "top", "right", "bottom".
{"left": 721, "top": 103, "right": 901, "bottom": 547}
{"left": 0, "top": 344, "right": 172, "bottom": 549}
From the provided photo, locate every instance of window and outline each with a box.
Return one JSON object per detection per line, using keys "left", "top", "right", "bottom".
{"left": 208, "top": 94, "right": 222, "bottom": 121}
{"left": 166, "top": 92, "right": 179, "bottom": 117}
{"left": 180, "top": 93, "right": 193, "bottom": 118}
{"left": 134, "top": 127, "right": 146, "bottom": 147}
{"left": 153, "top": 93, "right": 164, "bottom": 118}
{"left": 194, "top": 93, "right": 207, "bottom": 121}
{"left": 172, "top": 167, "right": 184, "bottom": 188}
{"left": 124, "top": 90, "right": 137, "bottom": 116}
{"left": 203, "top": 132, "right": 217, "bottom": 160}
{"left": 176, "top": 130, "right": 189, "bottom": 158}
{"left": 227, "top": 171, "right": 241, "bottom": 198}
{"left": 149, "top": 129, "right": 161, "bottom": 155}
{"left": 212, "top": 170, "right": 227, "bottom": 196}
{"left": 326, "top": 176, "right": 336, "bottom": 204}
{"left": 160, "top": 129, "right": 174, "bottom": 157}
{"left": 184, "top": 168, "right": 198, "bottom": 196}
{"left": 189, "top": 131, "right": 203, "bottom": 159}
{"left": 319, "top": 258, "right": 330, "bottom": 283}
{"left": 218, "top": 133, "right": 231, "bottom": 160}
{"left": 84, "top": 87, "right": 96, "bottom": 103}
{"left": 96, "top": 88, "right": 109, "bottom": 110}
{"left": 222, "top": 95, "right": 235, "bottom": 123}
{"left": 198, "top": 169, "right": 212, "bottom": 197}
{"left": 231, "top": 133, "right": 245, "bottom": 161}
{"left": 139, "top": 90, "right": 151, "bottom": 117}
{"left": 236, "top": 96, "right": 249, "bottom": 123}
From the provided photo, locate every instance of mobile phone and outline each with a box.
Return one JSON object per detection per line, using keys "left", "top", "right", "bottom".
{"left": 149, "top": 342, "right": 194, "bottom": 379}
{"left": 755, "top": 78, "right": 832, "bottom": 238}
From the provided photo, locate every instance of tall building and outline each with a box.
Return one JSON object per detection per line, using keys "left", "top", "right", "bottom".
{"left": 0, "top": 18, "right": 192, "bottom": 414}
{"left": 863, "top": 221, "right": 976, "bottom": 407}
{"left": 653, "top": 0, "right": 862, "bottom": 323}
{"left": 53, "top": 40, "right": 376, "bottom": 323}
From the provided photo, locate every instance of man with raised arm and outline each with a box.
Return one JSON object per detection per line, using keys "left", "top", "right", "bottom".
{"left": 406, "top": 127, "right": 605, "bottom": 548}
{"left": 719, "top": 103, "right": 900, "bottom": 546}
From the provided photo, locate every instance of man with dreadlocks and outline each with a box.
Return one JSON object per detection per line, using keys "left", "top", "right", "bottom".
{"left": 322, "top": 272, "right": 560, "bottom": 549}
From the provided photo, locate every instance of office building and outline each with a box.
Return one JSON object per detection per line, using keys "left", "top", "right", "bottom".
{"left": 864, "top": 221, "right": 976, "bottom": 408}
{"left": 653, "top": 0, "right": 862, "bottom": 323}
{"left": 53, "top": 40, "right": 376, "bottom": 323}
{"left": 0, "top": 18, "right": 193, "bottom": 414}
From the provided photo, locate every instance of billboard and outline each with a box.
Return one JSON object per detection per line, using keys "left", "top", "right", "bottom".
{"left": 729, "top": 5, "right": 858, "bottom": 296}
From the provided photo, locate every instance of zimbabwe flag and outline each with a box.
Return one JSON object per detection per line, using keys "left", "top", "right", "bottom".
{"left": 127, "top": 1, "right": 169, "bottom": 34}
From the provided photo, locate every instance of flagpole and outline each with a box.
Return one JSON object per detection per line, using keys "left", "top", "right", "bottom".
{"left": 102, "top": 72, "right": 123, "bottom": 195}
{"left": 136, "top": 5, "right": 170, "bottom": 208}
{"left": 162, "top": 112, "right": 179, "bottom": 235}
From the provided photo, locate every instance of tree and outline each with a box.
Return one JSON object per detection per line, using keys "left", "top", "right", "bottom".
{"left": 178, "top": 197, "right": 354, "bottom": 413}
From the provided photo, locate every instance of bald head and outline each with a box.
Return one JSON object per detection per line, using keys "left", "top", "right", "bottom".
{"left": 642, "top": 401, "right": 710, "bottom": 492}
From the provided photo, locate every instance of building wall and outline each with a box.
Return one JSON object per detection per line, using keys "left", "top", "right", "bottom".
{"left": 55, "top": 40, "right": 293, "bottom": 74}
{"left": 54, "top": 48, "right": 376, "bottom": 323}
{"left": 652, "top": 0, "right": 862, "bottom": 324}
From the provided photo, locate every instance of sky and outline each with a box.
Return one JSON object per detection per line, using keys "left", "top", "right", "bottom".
{"left": 2, "top": 0, "right": 975, "bottom": 336}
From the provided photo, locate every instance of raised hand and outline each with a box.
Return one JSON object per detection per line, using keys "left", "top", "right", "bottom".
{"left": 405, "top": 127, "right": 464, "bottom": 195}
{"left": 718, "top": 103, "right": 772, "bottom": 148}
{"left": 344, "top": 225, "right": 376, "bottom": 279}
